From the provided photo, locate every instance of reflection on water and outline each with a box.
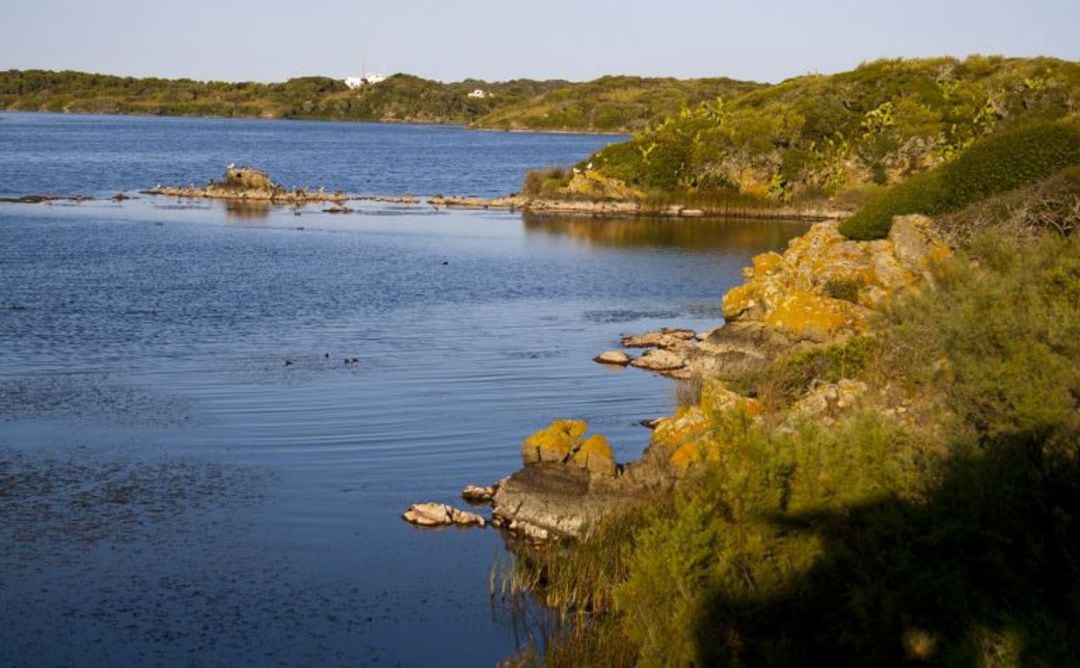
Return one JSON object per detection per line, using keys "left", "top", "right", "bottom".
{"left": 523, "top": 212, "right": 811, "bottom": 252}
{"left": 223, "top": 199, "right": 272, "bottom": 219}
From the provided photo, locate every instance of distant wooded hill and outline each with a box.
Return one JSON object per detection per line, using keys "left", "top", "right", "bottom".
{"left": 0, "top": 69, "right": 761, "bottom": 133}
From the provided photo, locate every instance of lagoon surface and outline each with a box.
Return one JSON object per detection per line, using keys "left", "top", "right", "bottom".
{"left": 0, "top": 113, "right": 809, "bottom": 666}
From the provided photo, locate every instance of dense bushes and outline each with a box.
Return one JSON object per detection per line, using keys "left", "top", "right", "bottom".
{"left": 840, "top": 121, "right": 1080, "bottom": 239}
{"left": 521, "top": 167, "right": 571, "bottom": 197}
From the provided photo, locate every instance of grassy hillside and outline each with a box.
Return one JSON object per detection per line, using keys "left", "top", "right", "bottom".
{"left": 473, "top": 75, "right": 763, "bottom": 133}
{"left": 0, "top": 70, "right": 567, "bottom": 124}
{"left": 584, "top": 56, "right": 1080, "bottom": 201}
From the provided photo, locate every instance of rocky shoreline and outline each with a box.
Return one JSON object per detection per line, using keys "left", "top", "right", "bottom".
{"left": 428, "top": 193, "right": 847, "bottom": 220}
{"left": 2, "top": 164, "right": 845, "bottom": 221}
{"left": 405, "top": 214, "right": 952, "bottom": 543}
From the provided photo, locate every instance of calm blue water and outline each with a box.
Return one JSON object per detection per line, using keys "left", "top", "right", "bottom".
{"left": 0, "top": 111, "right": 622, "bottom": 198}
{"left": 0, "top": 113, "right": 809, "bottom": 666}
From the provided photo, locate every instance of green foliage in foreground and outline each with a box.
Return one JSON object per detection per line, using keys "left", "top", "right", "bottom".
{"left": 511, "top": 228, "right": 1080, "bottom": 666}
{"left": 584, "top": 56, "right": 1080, "bottom": 200}
{"left": 839, "top": 121, "right": 1080, "bottom": 239}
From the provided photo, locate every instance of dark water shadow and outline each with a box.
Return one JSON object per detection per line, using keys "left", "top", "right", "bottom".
{"left": 522, "top": 213, "right": 811, "bottom": 252}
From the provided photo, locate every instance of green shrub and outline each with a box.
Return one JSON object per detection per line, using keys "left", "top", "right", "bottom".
{"left": 886, "top": 232, "right": 1080, "bottom": 442}
{"left": 745, "top": 336, "right": 880, "bottom": 408}
{"left": 521, "top": 166, "right": 569, "bottom": 197}
{"left": 822, "top": 278, "right": 862, "bottom": 303}
{"left": 840, "top": 121, "right": 1080, "bottom": 239}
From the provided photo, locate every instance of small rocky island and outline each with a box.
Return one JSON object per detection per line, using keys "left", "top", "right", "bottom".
{"left": 144, "top": 166, "right": 348, "bottom": 204}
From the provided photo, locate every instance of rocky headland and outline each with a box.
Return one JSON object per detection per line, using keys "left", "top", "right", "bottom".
{"left": 465, "top": 214, "right": 951, "bottom": 542}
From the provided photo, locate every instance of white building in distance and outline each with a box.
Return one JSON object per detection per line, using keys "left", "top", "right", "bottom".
{"left": 467, "top": 89, "right": 488, "bottom": 99}
{"left": 344, "top": 73, "right": 388, "bottom": 90}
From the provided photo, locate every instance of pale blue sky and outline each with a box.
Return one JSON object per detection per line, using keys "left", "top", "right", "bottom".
{"left": 3, "top": 0, "right": 1078, "bottom": 83}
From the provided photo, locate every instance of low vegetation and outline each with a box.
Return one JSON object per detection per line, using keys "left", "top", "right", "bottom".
{"left": 502, "top": 164, "right": 1080, "bottom": 666}
{"left": 583, "top": 56, "right": 1080, "bottom": 204}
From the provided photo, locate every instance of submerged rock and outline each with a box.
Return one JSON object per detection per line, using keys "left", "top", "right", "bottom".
{"left": 462, "top": 484, "right": 497, "bottom": 504}
{"left": 402, "top": 503, "right": 486, "bottom": 528}
{"left": 593, "top": 350, "right": 632, "bottom": 366}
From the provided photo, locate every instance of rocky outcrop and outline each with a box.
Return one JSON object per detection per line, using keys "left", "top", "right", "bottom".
{"left": 785, "top": 379, "right": 869, "bottom": 427}
{"left": 721, "top": 215, "right": 950, "bottom": 343}
{"left": 565, "top": 170, "right": 645, "bottom": 201}
{"left": 402, "top": 502, "right": 486, "bottom": 528}
{"left": 492, "top": 420, "right": 669, "bottom": 540}
{"left": 610, "top": 216, "right": 952, "bottom": 384}
{"left": 645, "top": 378, "right": 764, "bottom": 474}
{"left": 144, "top": 166, "right": 348, "bottom": 204}
{"left": 491, "top": 215, "right": 953, "bottom": 543}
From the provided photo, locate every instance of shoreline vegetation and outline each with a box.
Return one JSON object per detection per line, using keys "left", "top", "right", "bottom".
{"left": 430, "top": 57, "right": 1080, "bottom": 665}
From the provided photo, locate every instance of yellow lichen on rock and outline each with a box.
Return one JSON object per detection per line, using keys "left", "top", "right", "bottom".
{"left": 699, "top": 378, "right": 763, "bottom": 417}
{"left": 521, "top": 419, "right": 617, "bottom": 476}
{"left": 572, "top": 434, "right": 616, "bottom": 477}
{"left": 722, "top": 283, "right": 757, "bottom": 319}
{"left": 764, "top": 291, "right": 868, "bottom": 342}
{"left": 751, "top": 251, "right": 783, "bottom": 278}
{"left": 720, "top": 217, "right": 951, "bottom": 343}
{"left": 566, "top": 170, "right": 645, "bottom": 201}
{"left": 522, "top": 419, "right": 588, "bottom": 465}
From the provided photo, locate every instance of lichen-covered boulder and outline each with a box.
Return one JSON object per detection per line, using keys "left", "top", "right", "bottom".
{"left": 763, "top": 291, "right": 869, "bottom": 342}
{"left": 572, "top": 434, "right": 616, "bottom": 476}
{"left": 720, "top": 218, "right": 951, "bottom": 344}
{"left": 522, "top": 419, "right": 588, "bottom": 465}
{"left": 521, "top": 420, "right": 616, "bottom": 477}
